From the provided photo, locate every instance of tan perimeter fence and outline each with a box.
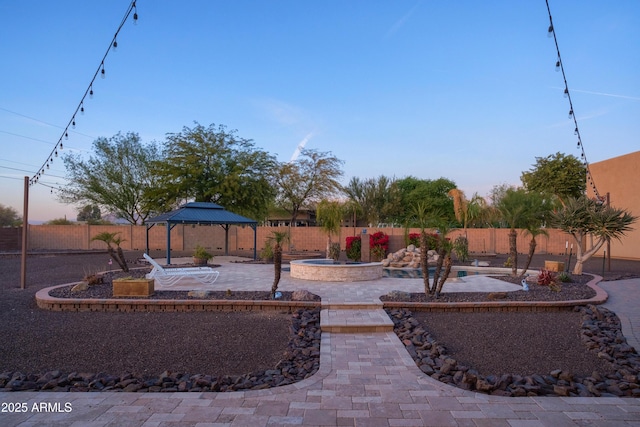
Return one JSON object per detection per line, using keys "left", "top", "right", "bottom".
{"left": 1, "top": 224, "right": 637, "bottom": 261}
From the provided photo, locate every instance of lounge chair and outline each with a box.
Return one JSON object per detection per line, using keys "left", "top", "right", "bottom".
{"left": 143, "top": 253, "right": 219, "bottom": 287}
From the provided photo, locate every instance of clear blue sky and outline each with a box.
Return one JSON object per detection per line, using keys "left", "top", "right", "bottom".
{"left": 1, "top": 1, "right": 638, "bottom": 222}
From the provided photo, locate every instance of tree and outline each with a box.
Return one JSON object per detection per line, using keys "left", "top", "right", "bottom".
{"left": 268, "top": 230, "right": 290, "bottom": 298}
{"left": 551, "top": 196, "right": 637, "bottom": 274}
{"left": 316, "top": 199, "right": 344, "bottom": 260}
{"left": 150, "top": 123, "right": 277, "bottom": 220}
{"left": 343, "top": 175, "right": 401, "bottom": 226}
{"left": 395, "top": 177, "right": 457, "bottom": 225}
{"left": 60, "top": 132, "right": 161, "bottom": 225}
{"left": 518, "top": 192, "right": 554, "bottom": 278}
{"left": 0, "top": 204, "right": 21, "bottom": 226}
{"left": 274, "top": 148, "right": 344, "bottom": 225}
{"left": 521, "top": 152, "right": 586, "bottom": 205}
{"left": 447, "top": 189, "right": 488, "bottom": 230}
{"left": 91, "top": 232, "right": 129, "bottom": 272}
{"left": 495, "top": 188, "right": 531, "bottom": 276}
{"left": 407, "top": 202, "right": 454, "bottom": 298}
{"left": 77, "top": 204, "right": 102, "bottom": 223}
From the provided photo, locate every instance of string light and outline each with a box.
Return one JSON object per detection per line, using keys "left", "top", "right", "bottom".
{"left": 546, "top": 0, "right": 602, "bottom": 201}
{"left": 29, "top": 0, "right": 138, "bottom": 187}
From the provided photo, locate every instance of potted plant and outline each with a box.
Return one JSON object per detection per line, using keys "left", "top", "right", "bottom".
{"left": 193, "top": 245, "right": 213, "bottom": 266}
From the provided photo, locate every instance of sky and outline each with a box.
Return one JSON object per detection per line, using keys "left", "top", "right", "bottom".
{"left": 1, "top": 0, "right": 638, "bottom": 223}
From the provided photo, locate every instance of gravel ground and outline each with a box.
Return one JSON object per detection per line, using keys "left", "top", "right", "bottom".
{"left": 1, "top": 251, "right": 639, "bottom": 389}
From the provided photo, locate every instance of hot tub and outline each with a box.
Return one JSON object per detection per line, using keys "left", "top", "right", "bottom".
{"left": 290, "top": 259, "right": 383, "bottom": 282}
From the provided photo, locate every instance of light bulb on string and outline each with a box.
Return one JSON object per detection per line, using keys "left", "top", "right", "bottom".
{"left": 101, "top": 63, "right": 106, "bottom": 79}
{"left": 577, "top": 141, "right": 581, "bottom": 148}
{"left": 54, "top": 150, "right": 58, "bottom": 157}
{"left": 90, "top": 86, "right": 94, "bottom": 99}
{"left": 112, "top": 40, "right": 118, "bottom": 51}
{"left": 65, "top": 132, "right": 69, "bottom": 140}
{"left": 568, "top": 109, "right": 573, "bottom": 119}
{"left": 59, "top": 142, "right": 63, "bottom": 150}
{"left": 574, "top": 127, "right": 578, "bottom": 135}
{"left": 563, "top": 87, "right": 569, "bottom": 98}
{"left": 547, "top": 24, "right": 553, "bottom": 37}
{"left": 80, "top": 103, "right": 85, "bottom": 115}
{"left": 72, "top": 118, "right": 76, "bottom": 129}
{"left": 555, "top": 60, "right": 561, "bottom": 72}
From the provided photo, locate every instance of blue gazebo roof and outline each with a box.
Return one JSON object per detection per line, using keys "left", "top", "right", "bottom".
{"left": 146, "top": 202, "right": 257, "bottom": 226}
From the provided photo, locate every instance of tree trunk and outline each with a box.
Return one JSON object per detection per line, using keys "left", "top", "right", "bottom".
{"left": 107, "top": 246, "right": 128, "bottom": 272}
{"left": 420, "top": 231, "right": 431, "bottom": 295}
{"left": 116, "top": 246, "right": 129, "bottom": 272}
{"left": 435, "top": 253, "right": 452, "bottom": 297}
{"left": 519, "top": 237, "right": 536, "bottom": 278}
{"left": 573, "top": 236, "right": 605, "bottom": 275}
{"left": 326, "top": 235, "right": 331, "bottom": 259}
{"left": 271, "top": 243, "right": 282, "bottom": 298}
{"left": 509, "top": 229, "right": 518, "bottom": 276}
{"left": 432, "top": 245, "right": 445, "bottom": 295}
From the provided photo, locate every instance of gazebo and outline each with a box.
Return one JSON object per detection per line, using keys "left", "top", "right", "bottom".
{"left": 145, "top": 202, "right": 258, "bottom": 264}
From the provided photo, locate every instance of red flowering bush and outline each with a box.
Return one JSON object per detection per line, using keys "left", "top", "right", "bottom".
{"left": 407, "top": 233, "right": 421, "bottom": 247}
{"left": 345, "top": 236, "right": 361, "bottom": 261}
{"left": 370, "top": 231, "right": 389, "bottom": 261}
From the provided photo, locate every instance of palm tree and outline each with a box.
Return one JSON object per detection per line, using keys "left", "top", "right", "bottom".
{"left": 433, "top": 222, "right": 454, "bottom": 298}
{"left": 268, "top": 230, "right": 290, "bottom": 298}
{"left": 91, "top": 232, "right": 129, "bottom": 271}
{"left": 409, "top": 203, "right": 454, "bottom": 298}
{"left": 496, "top": 188, "right": 529, "bottom": 276}
{"left": 518, "top": 193, "right": 553, "bottom": 278}
{"left": 316, "top": 199, "right": 344, "bottom": 260}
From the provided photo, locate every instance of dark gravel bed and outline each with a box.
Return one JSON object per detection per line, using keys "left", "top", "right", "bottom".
{"left": 390, "top": 305, "right": 640, "bottom": 397}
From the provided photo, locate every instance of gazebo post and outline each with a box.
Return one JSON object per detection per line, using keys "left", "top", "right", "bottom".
{"left": 252, "top": 225, "right": 257, "bottom": 260}
{"left": 166, "top": 223, "right": 172, "bottom": 265}
{"left": 223, "top": 224, "right": 230, "bottom": 256}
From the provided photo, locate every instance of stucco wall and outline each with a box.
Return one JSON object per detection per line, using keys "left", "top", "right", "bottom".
{"left": 587, "top": 150, "right": 640, "bottom": 260}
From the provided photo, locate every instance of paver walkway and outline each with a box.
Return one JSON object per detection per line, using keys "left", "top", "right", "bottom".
{"left": 3, "top": 258, "right": 640, "bottom": 426}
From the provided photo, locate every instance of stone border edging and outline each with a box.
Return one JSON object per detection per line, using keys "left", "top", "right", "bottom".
{"left": 35, "top": 284, "right": 320, "bottom": 313}
{"left": 382, "top": 275, "right": 606, "bottom": 312}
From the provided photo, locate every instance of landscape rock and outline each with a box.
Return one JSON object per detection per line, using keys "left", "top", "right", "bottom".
{"left": 292, "top": 290, "right": 316, "bottom": 301}
{"left": 71, "top": 282, "right": 89, "bottom": 292}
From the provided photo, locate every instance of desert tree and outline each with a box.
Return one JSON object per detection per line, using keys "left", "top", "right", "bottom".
{"left": 0, "top": 204, "right": 21, "bottom": 226}
{"left": 343, "top": 175, "right": 401, "bottom": 226}
{"left": 149, "top": 123, "right": 277, "bottom": 219}
{"left": 551, "top": 196, "right": 637, "bottom": 274}
{"left": 59, "top": 132, "right": 161, "bottom": 225}
{"left": 274, "top": 148, "right": 344, "bottom": 225}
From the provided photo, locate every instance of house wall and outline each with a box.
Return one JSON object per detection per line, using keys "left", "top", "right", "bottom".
{"left": 587, "top": 150, "right": 640, "bottom": 260}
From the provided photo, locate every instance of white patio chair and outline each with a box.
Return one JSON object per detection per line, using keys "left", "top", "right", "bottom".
{"left": 143, "top": 253, "right": 219, "bottom": 287}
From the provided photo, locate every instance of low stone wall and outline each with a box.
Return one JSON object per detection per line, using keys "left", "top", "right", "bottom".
{"left": 290, "top": 259, "right": 383, "bottom": 282}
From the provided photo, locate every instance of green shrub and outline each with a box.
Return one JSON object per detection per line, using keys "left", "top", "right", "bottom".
{"left": 557, "top": 271, "right": 572, "bottom": 283}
